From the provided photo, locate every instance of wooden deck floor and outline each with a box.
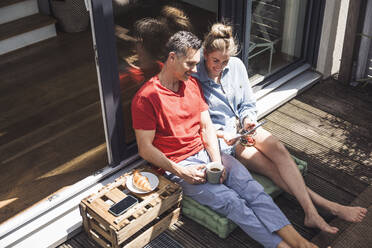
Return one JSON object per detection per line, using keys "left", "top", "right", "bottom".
{"left": 0, "top": 31, "right": 107, "bottom": 223}
{"left": 2, "top": 29, "right": 372, "bottom": 248}
{"left": 59, "top": 80, "right": 372, "bottom": 248}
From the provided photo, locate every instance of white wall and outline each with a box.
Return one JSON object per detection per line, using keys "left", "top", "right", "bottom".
{"left": 316, "top": 0, "right": 349, "bottom": 78}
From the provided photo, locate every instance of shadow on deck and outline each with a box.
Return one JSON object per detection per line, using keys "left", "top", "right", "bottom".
{"left": 59, "top": 79, "right": 372, "bottom": 248}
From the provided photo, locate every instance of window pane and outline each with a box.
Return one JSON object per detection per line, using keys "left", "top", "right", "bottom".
{"left": 249, "top": 0, "right": 308, "bottom": 85}
{"left": 112, "top": 0, "right": 217, "bottom": 144}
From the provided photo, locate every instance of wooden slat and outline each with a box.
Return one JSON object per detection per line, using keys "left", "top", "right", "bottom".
{"left": 123, "top": 208, "right": 180, "bottom": 248}
{"left": 0, "top": 0, "right": 27, "bottom": 8}
{"left": 73, "top": 232, "right": 102, "bottom": 248}
{"left": 0, "top": 102, "right": 101, "bottom": 162}
{"left": 0, "top": 117, "right": 106, "bottom": 223}
{"left": 274, "top": 195, "right": 319, "bottom": 240}
{"left": 296, "top": 87, "right": 372, "bottom": 130}
{"left": 173, "top": 216, "right": 250, "bottom": 248}
{"left": 267, "top": 110, "right": 372, "bottom": 167}
{"left": 263, "top": 120, "right": 372, "bottom": 185}
{"left": 281, "top": 100, "right": 372, "bottom": 143}
{"left": 229, "top": 228, "right": 262, "bottom": 248}
{"left": 312, "top": 186, "right": 372, "bottom": 247}
{"left": 0, "top": 88, "right": 100, "bottom": 147}
{"left": 0, "top": 31, "right": 95, "bottom": 95}
{"left": 165, "top": 221, "right": 206, "bottom": 248}
{"left": 0, "top": 14, "right": 55, "bottom": 41}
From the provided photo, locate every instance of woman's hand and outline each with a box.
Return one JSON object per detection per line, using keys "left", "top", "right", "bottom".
{"left": 179, "top": 164, "right": 206, "bottom": 184}
{"left": 217, "top": 130, "right": 239, "bottom": 146}
{"left": 243, "top": 118, "right": 256, "bottom": 132}
{"left": 223, "top": 132, "right": 240, "bottom": 146}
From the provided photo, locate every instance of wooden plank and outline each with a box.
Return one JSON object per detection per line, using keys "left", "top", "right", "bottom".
{"left": 123, "top": 208, "right": 180, "bottom": 248}
{"left": 73, "top": 232, "right": 102, "bottom": 248}
{"left": 0, "top": 117, "right": 106, "bottom": 223}
{"left": 229, "top": 228, "right": 262, "bottom": 248}
{"left": 304, "top": 173, "right": 356, "bottom": 206}
{"left": 330, "top": 205, "right": 372, "bottom": 248}
{"left": 0, "top": 31, "right": 94, "bottom": 95}
{"left": 0, "top": 14, "right": 55, "bottom": 41}
{"left": 312, "top": 186, "right": 372, "bottom": 247}
{"left": 0, "top": 67, "right": 99, "bottom": 130}
{"left": 338, "top": 0, "right": 362, "bottom": 83}
{"left": 297, "top": 153, "right": 368, "bottom": 196}
{"left": 263, "top": 120, "right": 372, "bottom": 185}
{"left": 0, "top": 102, "right": 101, "bottom": 162}
{"left": 0, "top": 0, "right": 28, "bottom": 8}
{"left": 116, "top": 191, "right": 182, "bottom": 242}
{"left": 266, "top": 110, "right": 372, "bottom": 167}
{"left": 0, "top": 87, "right": 100, "bottom": 146}
{"left": 274, "top": 195, "right": 319, "bottom": 240}
{"left": 174, "top": 216, "right": 250, "bottom": 248}
{"left": 296, "top": 85, "right": 372, "bottom": 129}
{"left": 165, "top": 219, "right": 205, "bottom": 248}
{"left": 283, "top": 99, "right": 372, "bottom": 141}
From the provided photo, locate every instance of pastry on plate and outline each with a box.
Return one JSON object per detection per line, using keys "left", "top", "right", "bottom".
{"left": 133, "top": 170, "right": 152, "bottom": 191}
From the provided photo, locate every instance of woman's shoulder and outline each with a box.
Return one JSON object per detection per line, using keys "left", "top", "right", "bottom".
{"left": 228, "top": 57, "right": 245, "bottom": 68}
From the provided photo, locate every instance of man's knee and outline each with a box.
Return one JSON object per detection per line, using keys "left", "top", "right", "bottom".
{"left": 221, "top": 152, "right": 251, "bottom": 176}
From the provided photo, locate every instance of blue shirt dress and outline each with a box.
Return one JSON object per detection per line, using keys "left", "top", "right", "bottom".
{"left": 193, "top": 57, "right": 258, "bottom": 155}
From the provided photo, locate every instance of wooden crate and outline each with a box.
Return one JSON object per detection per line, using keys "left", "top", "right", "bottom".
{"left": 79, "top": 165, "right": 182, "bottom": 248}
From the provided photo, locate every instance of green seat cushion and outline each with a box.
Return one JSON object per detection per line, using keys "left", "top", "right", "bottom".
{"left": 181, "top": 155, "right": 308, "bottom": 239}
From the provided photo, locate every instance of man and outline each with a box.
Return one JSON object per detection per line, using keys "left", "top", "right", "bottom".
{"left": 131, "top": 31, "right": 317, "bottom": 248}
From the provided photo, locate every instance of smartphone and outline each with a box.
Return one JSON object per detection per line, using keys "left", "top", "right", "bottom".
{"left": 108, "top": 195, "right": 138, "bottom": 216}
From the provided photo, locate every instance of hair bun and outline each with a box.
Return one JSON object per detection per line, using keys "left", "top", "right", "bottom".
{"left": 211, "top": 23, "right": 232, "bottom": 39}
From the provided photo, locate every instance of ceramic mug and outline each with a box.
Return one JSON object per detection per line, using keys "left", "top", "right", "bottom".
{"left": 206, "top": 162, "right": 224, "bottom": 184}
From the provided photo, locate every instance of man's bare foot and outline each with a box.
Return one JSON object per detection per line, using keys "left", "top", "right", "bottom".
{"left": 277, "top": 240, "right": 291, "bottom": 248}
{"left": 304, "top": 213, "right": 339, "bottom": 234}
{"left": 277, "top": 225, "right": 319, "bottom": 248}
{"left": 277, "top": 236, "right": 318, "bottom": 248}
{"left": 331, "top": 204, "right": 367, "bottom": 222}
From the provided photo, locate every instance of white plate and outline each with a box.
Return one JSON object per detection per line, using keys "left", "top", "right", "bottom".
{"left": 126, "top": 172, "right": 159, "bottom": 194}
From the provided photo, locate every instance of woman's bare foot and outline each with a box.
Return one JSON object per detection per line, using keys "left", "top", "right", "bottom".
{"left": 331, "top": 204, "right": 367, "bottom": 222}
{"left": 304, "top": 213, "right": 339, "bottom": 234}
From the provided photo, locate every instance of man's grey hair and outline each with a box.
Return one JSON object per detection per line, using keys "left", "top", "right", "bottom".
{"left": 165, "top": 31, "right": 201, "bottom": 57}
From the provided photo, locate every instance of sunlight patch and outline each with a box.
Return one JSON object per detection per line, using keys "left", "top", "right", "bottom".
{"left": 37, "top": 144, "right": 106, "bottom": 180}
{"left": 0, "top": 198, "right": 18, "bottom": 208}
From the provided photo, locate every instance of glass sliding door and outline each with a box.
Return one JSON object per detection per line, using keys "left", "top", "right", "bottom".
{"left": 113, "top": 0, "right": 218, "bottom": 147}
{"left": 91, "top": 0, "right": 218, "bottom": 166}
{"left": 90, "top": 0, "right": 321, "bottom": 166}
{"left": 248, "top": 0, "right": 309, "bottom": 86}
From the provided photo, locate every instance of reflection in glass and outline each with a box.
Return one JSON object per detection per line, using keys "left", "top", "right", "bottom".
{"left": 248, "top": 0, "right": 308, "bottom": 85}
{"left": 112, "top": 0, "right": 217, "bottom": 144}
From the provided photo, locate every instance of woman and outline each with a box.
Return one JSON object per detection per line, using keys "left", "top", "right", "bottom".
{"left": 194, "top": 23, "right": 367, "bottom": 234}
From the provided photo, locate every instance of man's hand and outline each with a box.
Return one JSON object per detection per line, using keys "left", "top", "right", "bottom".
{"left": 180, "top": 164, "right": 206, "bottom": 184}
{"left": 220, "top": 167, "right": 227, "bottom": 184}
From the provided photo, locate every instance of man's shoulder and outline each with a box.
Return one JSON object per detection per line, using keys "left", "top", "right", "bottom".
{"left": 135, "top": 76, "right": 158, "bottom": 96}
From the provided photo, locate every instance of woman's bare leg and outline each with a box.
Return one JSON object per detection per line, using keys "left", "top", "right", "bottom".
{"left": 236, "top": 127, "right": 367, "bottom": 231}
{"left": 235, "top": 142, "right": 337, "bottom": 233}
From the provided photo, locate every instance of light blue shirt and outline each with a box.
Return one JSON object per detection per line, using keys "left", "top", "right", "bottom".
{"left": 193, "top": 56, "right": 257, "bottom": 153}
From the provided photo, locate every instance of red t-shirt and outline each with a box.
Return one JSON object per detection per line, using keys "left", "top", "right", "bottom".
{"left": 131, "top": 75, "right": 209, "bottom": 163}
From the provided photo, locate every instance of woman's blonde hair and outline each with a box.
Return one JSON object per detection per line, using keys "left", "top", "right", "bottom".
{"left": 203, "top": 23, "right": 239, "bottom": 56}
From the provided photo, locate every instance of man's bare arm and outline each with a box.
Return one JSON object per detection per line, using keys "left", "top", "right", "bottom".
{"left": 134, "top": 129, "right": 205, "bottom": 184}
{"left": 200, "top": 110, "right": 221, "bottom": 163}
